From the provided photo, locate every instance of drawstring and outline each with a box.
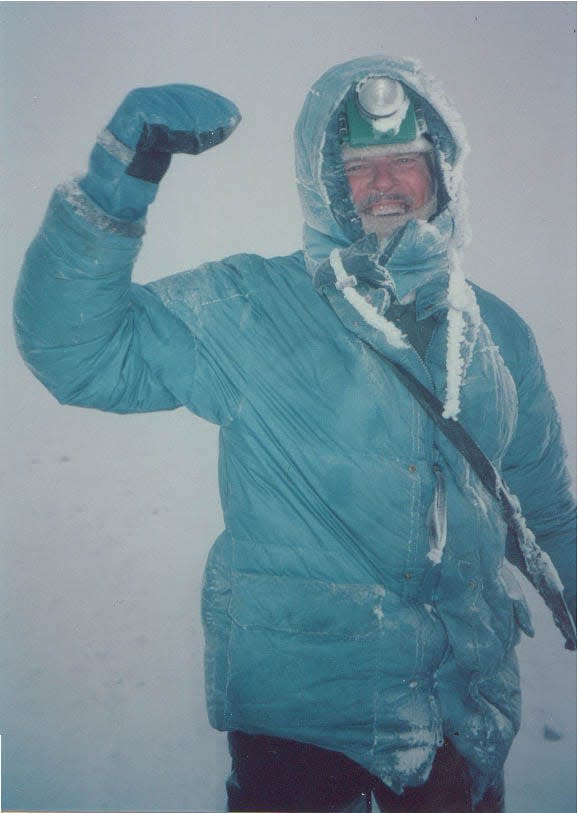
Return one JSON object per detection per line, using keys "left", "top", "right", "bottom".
{"left": 427, "top": 464, "right": 447, "bottom": 564}
{"left": 329, "top": 249, "right": 409, "bottom": 350}
{"left": 329, "top": 244, "right": 482, "bottom": 421}
{"left": 442, "top": 249, "right": 481, "bottom": 420}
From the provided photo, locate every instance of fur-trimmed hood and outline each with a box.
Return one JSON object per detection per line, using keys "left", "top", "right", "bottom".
{"left": 294, "top": 56, "right": 478, "bottom": 419}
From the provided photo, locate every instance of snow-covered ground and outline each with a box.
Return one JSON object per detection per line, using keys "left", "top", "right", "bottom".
{"left": 2, "top": 417, "right": 575, "bottom": 812}
{"left": 507, "top": 589, "right": 576, "bottom": 813}
{"left": 1, "top": 3, "right": 575, "bottom": 811}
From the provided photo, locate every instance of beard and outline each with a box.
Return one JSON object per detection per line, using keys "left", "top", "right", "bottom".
{"left": 358, "top": 194, "right": 438, "bottom": 241}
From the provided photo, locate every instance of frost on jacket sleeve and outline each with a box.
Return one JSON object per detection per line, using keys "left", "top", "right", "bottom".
{"left": 502, "top": 322, "right": 577, "bottom": 613}
{"left": 13, "top": 186, "right": 245, "bottom": 424}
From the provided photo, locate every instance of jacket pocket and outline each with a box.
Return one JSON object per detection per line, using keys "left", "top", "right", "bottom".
{"left": 229, "top": 572, "right": 388, "bottom": 638}
{"left": 222, "top": 573, "right": 392, "bottom": 733}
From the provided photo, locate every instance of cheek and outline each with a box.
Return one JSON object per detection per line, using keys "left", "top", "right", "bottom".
{"left": 411, "top": 168, "right": 434, "bottom": 204}
{"left": 347, "top": 176, "right": 367, "bottom": 206}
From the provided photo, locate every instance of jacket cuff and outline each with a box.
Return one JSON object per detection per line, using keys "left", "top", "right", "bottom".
{"left": 57, "top": 179, "right": 146, "bottom": 240}
{"left": 36, "top": 183, "right": 145, "bottom": 277}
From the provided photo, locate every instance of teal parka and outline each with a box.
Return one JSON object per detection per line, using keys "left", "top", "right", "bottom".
{"left": 14, "top": 57, "right": 576, "bottom": 801}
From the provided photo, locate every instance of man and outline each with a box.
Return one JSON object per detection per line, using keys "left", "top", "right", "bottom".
{"left": 14, "top": 56, "right": 575, "bottom": 813}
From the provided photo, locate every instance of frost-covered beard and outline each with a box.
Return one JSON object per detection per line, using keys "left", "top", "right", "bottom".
{"left": 359, "top": 194, "right": 438, "bottom": 241}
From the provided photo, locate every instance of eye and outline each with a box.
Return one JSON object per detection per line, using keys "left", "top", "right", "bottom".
{"left": 344, "top": 162, "right": 368, "bottom": 175}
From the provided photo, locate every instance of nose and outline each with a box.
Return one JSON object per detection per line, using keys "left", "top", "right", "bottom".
{"left": 371, "top": 162, "right": 397, "bottom": 191}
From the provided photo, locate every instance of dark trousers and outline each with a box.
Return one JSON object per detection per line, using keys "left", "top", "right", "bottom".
{"left": 227, "top": 732, "right": 505, "bottom": 813}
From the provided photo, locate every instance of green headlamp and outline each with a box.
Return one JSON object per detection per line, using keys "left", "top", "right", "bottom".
{"left": 341, "top": 76, "right": 427, "bottom": 148}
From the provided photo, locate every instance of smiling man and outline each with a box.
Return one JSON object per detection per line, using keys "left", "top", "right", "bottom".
{"left": 341, "top": 76, "right": 438, "bottom": 241}
{"left": 14, "top": 57, "right": 576, "bottom": 813}
{"left": 344, "top": 147, "right": 436, "bottom": 238}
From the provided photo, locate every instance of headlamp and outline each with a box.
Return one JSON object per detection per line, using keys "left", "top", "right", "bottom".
{"left": 340, "top": 76, "right": 428, "bottom": 148}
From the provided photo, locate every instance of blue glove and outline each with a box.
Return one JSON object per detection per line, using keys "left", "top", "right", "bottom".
{"left": 78, "top": 84, "right": 241, "bottom": 222}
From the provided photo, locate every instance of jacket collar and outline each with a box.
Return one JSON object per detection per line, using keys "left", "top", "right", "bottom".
{"left": 313, "top": 210, "right": 453, "bottom": 321}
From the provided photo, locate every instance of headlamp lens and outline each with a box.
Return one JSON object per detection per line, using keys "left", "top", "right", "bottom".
{"left": 356, "top": 77, "right": 405, "bottom": 119}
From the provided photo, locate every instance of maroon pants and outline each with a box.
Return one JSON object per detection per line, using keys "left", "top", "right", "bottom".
{"left": 227, "top": 732, "right": 505, "bottom": 813}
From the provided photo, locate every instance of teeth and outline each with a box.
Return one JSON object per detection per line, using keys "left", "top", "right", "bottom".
{"left": 371, "top": 202, "right": 406, "bottom": 215}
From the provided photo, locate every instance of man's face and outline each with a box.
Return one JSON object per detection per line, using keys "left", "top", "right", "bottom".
{"left": 344, "top": 151, "right": 435, "bottom": 239}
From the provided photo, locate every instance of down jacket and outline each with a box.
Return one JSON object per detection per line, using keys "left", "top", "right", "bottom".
{"left": 14, "top": 57, "right": 576, "bottom": 801}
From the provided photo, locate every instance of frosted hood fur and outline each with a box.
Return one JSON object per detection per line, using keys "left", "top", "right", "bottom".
{"left": 295, "top": 56, "right": 477, "bottom": 418}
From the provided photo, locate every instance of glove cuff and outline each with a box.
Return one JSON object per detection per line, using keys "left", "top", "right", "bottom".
{"left": 96, "top": 127, "right": 137, "bottom": 165}
{"left": 79, "top": 135, "right": 159, "bottom": 222}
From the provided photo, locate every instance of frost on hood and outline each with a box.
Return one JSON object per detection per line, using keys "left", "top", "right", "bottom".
{"left": 294, "top": 56, "right": 484, "bottom": 419}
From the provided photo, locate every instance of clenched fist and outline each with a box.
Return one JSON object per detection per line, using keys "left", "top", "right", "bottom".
{"left": 78, "top": 84, "right": 241, "bottom": 222}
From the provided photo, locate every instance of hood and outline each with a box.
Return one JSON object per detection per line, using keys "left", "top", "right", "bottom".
{"left": 294, "top": 56, "right": 479, "bottom": 420}
{"left": 295, "top": 55, "right": 470, "bottom": 269}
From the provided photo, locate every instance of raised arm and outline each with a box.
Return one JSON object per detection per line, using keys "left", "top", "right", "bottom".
{"left": 14, "top": 85, "right": 241, "bottom": 415}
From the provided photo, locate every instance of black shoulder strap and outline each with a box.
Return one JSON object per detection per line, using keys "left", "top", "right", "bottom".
{"left": 382, "top": 353, "right": 576, "bottom": 650}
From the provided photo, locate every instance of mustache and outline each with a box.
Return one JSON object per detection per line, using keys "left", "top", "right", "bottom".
{"left": 357, "top": 193, "right": 413, "bottom": 214}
